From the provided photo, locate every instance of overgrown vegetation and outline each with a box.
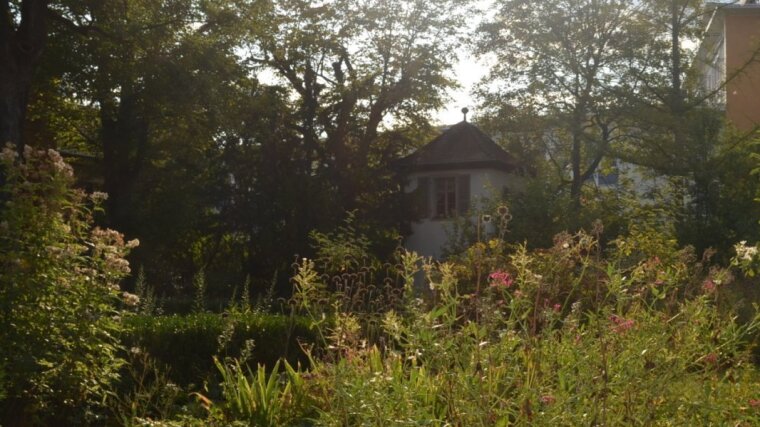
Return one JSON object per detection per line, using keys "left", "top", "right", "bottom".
{"left": 139, "top": 220, "right": 760, "bottom": 426}
{"left": 2, "top": 145, "right": 760, "bottom": 425}
{"left": 3, "top": 0, "right": 760, "bottom": 425}
{"left": 122, "top": 312, "right": 317, "bottom": 388}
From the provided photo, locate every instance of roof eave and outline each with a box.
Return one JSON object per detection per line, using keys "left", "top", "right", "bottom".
{"left": 399, "top": 160, "right": 517, "bottom": 174}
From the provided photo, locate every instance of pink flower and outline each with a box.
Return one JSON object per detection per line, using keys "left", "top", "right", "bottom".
{"left": 749, "top": 398, "right": 760, "bottom": 408}
{"left": 704, "top": 353, "right": 718, "bottom": 365}
{"left": 489, "top": 270, "right": 513, "bottom": 288}
{"left": 609, "top": 314, "right": 634, "bottom": 334}
{"left": 702, "top": 279, "right": 716, "bottom": 294}
{"left": 553, "top": 303, "right": 561, "bottom": 312}
{"left": 540, "top": 395, "right": 556, "bottom": 405}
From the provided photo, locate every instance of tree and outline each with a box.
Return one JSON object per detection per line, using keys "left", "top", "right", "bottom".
{"left": 26, "top": 0, "right": 268, "bottom": 289}
{"left": 0, "top": 0, "right": 48, "bottom": 152}
{"left": 477, "top": 0, "right": 641, "bottom": 211}
{"left": 617, "top": 0, "right": 760, "bottom": 253}
{"left": 247, "top": 0, "right": 469, "bottom": 210}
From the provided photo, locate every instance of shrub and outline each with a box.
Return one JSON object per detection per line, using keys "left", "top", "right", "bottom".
{"left": 0, "top": 145, "right": 136, "bottom": 424}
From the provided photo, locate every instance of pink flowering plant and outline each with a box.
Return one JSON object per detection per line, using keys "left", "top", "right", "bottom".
{"left": 489, "top": 270, "right": 513, "bottom": 288}
{"left": 257, "top": 220, "right": 760, "bottom": 426}
{"left": 0, "top": 145, "right": 137, "bottom": 423}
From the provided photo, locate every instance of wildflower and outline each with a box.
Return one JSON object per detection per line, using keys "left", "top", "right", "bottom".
{"left": 703, "top": 352, "right": 718, "bottom": 365}
{"left": 571, "top": 301, "right": 582, "bottom": 314}
{"left": 47, "top": 148, "right": 63, "bottom": 164}
{"left": 749, "top": 398, "right": 760, "bottom": 408}
{"left": 122, "top": 292, "right": 140, "bottom": 307}
{"left": 497, "top": 205, "right": 510, "bottom": 217}
{"left": 107, "top": 257, "right": 131, "bottom": 274}
{"left": 489, "top": 270, "right": 513, "bottom": 288}
{"left": 735, "top": 241, "right": 758, "bottom": 261}
{"left": 540, "top": 395, "right": 556, "bottom": 405}
{"left": 553, "top": 303, "right": 561, "bottom": 312}
{"left": 702, "top": 279, "right": 716, "bottom": 294}
{"left": 591, "top": 219, "right": 604, "bottom": 236}
{"left": 0, "top": 144, "right": 17, "bottom": 162}
{"left": 609, "top": 314, "right": 634, "bottom": 334}
{"left": 90, "top": 191, "right": 109, "bottom": 203}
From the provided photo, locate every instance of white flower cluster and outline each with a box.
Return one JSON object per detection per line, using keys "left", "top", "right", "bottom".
{"left": 734, "top": 240, "right": 758, "bottom": 262}
{"left": 122, "top": 292, "right": 140, "bottom": 307}
{"left": 0, "top": 143, "right": 17, "bottom": 162}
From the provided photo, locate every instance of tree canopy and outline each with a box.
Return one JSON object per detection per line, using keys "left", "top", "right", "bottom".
{"left": 1, "top": 0, "right": 759, "bottom": 294}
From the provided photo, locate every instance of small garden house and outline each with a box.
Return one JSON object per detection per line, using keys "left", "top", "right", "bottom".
{"left": 397, "top": 109, "right": 523, "bottom": 259}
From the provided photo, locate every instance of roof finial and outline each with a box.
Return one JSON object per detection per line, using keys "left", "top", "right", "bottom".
{"left": 462, "top": 107, "right": 469, "bottom": 122}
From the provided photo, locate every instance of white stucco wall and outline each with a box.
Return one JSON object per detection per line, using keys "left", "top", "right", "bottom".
{"left": 403, "top": 168, "right": 519, "bottom": 259}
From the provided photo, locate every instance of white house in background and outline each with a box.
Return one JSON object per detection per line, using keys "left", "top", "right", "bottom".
{"left": 396, "top": 115, "right": 523, "bottom": 259}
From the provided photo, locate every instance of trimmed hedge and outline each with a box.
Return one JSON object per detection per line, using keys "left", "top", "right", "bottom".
{"left": 122, "top": 313, "right": 318, "bottom": 386}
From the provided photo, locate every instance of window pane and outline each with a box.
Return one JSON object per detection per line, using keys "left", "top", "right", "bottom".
{"left": 434, "top": 177, "right": 457, "bottom": 218}
{"left": 436, "top": 192, "right": 446, "bottom": 216}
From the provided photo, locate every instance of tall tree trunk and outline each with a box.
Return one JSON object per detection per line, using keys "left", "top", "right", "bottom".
{"left": 0, "top": 69, "right": 29, "bottom": 152}
{"left": 570, "top": 107, "right": 585, "bottom": 212}
{"left": 100, "top": 85, "right": 148, "bottom": 232}
{"left": 0, "top": 0, "right": 48, "bottom": 153}
{"left": 669, "top": 0, "right": 687, "bottom": 147}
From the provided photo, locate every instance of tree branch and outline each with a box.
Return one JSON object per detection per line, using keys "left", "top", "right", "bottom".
{"left": 47, "top": 8, "right": 122, "bottom": 41}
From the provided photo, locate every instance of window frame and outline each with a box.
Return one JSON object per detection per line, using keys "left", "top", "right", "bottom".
{"left": 433, "top": 176, "right": 458, "bottom": 219}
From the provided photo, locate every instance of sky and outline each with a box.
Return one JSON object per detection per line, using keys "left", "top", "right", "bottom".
{"left": 433, "top": 52, "right": 489, "bottom": 126}
{"left": 433, "top": 0, "right": 493, "bottom": 126}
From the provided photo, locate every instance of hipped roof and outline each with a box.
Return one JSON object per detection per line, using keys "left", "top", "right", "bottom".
{"left": 396, "top": 121, "right": 518, "bottom": 173}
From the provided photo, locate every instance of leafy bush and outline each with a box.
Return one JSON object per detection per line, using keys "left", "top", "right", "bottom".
{"left": 0, "top": 145, "right": 137, "bottom": 424}
{"left": 309, "top": 210, "right": 378, "bottom": 275}
{"left": 122, "top": 312, "right": 318, "bottom": 387}
{"left": 209, "top": 357, "right": 313, "bottom": 426}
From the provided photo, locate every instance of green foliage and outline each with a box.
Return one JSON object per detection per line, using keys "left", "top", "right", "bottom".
{"left": 309, "top": 211, "right": 377, "bottom": 275}
{"left": 193, "top": 268, "right": 207, "bottom": 313}
{"left": 134, "top": 266, "right": 163, "bottom": 316}
{"left": 210, "top": 358, "right": 312, "bottom": 426}
{"left": 0, "top": 145, "right": 136, "bottom": 423}
{"left": 24, "top": 0, "right": 473, "bottom": 298}
{"left": 109, "top": 349, "right": 186, "bottom": 425}
{"left": 477, "top": 0, "right": 640, "bottom": 208}
{"left": 121, "top": 313, "right": 317, "bottom": 387}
